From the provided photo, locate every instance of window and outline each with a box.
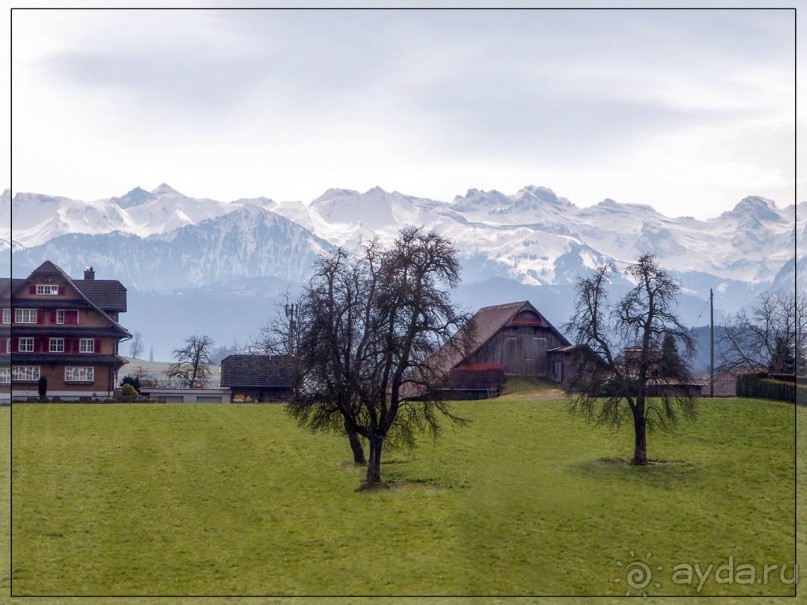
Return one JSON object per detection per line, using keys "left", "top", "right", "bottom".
{"left": 36, "top": 284, "right": 59, "bottom": 296}
{"left": 56, "top": 310, "right": 79, "bottom": 325}
{"left": 18, "top": 338, "right": 34, "bottom": 353}
{"left": 65, "top": 366, "right": 93, "bottom": 383}
{"left": 79, "top": 338, "right": 95, "bottom": 353}
{"left": 12, "top": 366, "right": 39, "bottom": 382}
{"left": 15, "top": 308, "right": 37, "bottom": 324}
{"left": 49, "top": 338, "right": 64, "bottom": 353}
{"left": 0, "top": 368, "right": 9, "bottom": 384}
{"left": 4, "top": 339, "right": 9, "bottom": 354}
{"left": 2, "top": 308, "right": 9, "bottom": 324}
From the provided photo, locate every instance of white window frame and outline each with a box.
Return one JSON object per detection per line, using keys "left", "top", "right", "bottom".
{"left": 65, "top": 366, "right": 94, "bottom": 383}
{"left": 5, "top": 338, "right": 9, "bottom": 354}
{"left": 0, "top": 368, "right": 9, "bottom": 384}
{"left": 36, "top": 284, "right": 59, "bottom": 296}
{"left": 49, "top": 338, "right": 65, "bottom": 353}
{"left": 12, "top": 366, "right": 40, "bottom": 382}
{"left": 15, "top": 308, "right": 37, "bottom": 324}
{"left": 2, "top": 308, "right": 9, "bottom": 324}
{"left": 56, "top": 309, "right": 65, "bottom": 324}
{"left": 79, "top": 338, "right": 95, "bottom": 353}
{"left": 18, "top": 338, "right": 34, "bottom": 353}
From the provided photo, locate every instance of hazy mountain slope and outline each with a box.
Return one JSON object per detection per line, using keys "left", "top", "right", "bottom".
{"left": 10, "top": 206, "right": 333, "bottom": 291}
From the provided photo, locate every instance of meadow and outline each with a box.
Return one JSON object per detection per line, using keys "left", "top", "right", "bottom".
{"left": 1, "top": 382, "right": 802, "bottom": 604}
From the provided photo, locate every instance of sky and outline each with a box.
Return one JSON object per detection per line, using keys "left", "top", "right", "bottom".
{"left": 5, "top": 2, "right": 798, "bottom": 220}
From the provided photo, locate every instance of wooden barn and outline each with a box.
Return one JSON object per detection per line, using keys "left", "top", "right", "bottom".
{"left": 460, "top": 300, "right": 570, "bottom": 377}
{"left": 433, "top": 301, "right": 572, "bottom": 398}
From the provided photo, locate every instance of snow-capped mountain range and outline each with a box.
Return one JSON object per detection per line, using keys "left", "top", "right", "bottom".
{"left": 2, "top": 183, "right": 799, "bottom": 295}
{"left": 3, "top": 183, "right": 798, "bottom": 361}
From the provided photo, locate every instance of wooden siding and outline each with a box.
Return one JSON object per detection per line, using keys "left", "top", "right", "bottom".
{"left": 466, "top": 325, "right": 566, "bottom": 377}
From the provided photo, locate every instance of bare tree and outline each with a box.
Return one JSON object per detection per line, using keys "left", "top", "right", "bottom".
{"left": 253, "top": 291, "right": 306, "bottom": 357}
{"left": 129, "top": 331, "right": 144, "bottom": 359}
{"left": 255, "top": 291, "right": 369, "bottom": 463}
{"left": 564, "top": 254, "right": 697, "bottom": 466}
{"left": 719, "top": 290, "right": 806, "bottom": 374}
{"left": 168, "top": 334, "right": 215, "bottom": 388}
{"left": 288, "top": 227, "right": 473, "bottom": 489}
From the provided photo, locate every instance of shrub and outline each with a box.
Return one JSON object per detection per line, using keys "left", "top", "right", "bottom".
{"left": 119, "top": 384, "right": 139, "bottom": 402}
{"left": 735, "top": 371, "right": 807, "bottom": 403}
{"left": 121, "top": 375, "right": 142, "bottom": 392}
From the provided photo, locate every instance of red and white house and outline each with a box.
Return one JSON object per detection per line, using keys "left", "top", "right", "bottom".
{"left": 0, "top": 261, "right": 131, "bottom": 400}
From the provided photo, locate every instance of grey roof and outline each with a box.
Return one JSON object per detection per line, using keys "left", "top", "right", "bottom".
{"left": 220, "top": 354, "right": 296, "bottom": 388}
{"left": 73, "top": 280, "right": 127, "bottom": 312}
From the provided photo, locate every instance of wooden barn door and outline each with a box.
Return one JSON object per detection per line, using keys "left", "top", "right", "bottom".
{"left": 503, "top": 336, "right": 520, "bottom": 375}
{"left": 524, "top": 337, "right": 547, "bottom": 376}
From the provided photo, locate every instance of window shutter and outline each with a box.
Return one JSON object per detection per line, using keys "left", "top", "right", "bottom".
{"left": 50, "top": 310, "right": 57, "bottom": 323}
{"left": 35, "top": 310, "right": 42, "bottom": 324}
{"left": 95, "top": 338, "right": 101, "bottom": 353}
{"left": 71, "top": 338, "right": 78, "bottom": 353}
{"left": 29, "top": 286, "right": 35, "bottom": 295}
{"left": 58, "top": 286, "right": 64, "bottom": 295}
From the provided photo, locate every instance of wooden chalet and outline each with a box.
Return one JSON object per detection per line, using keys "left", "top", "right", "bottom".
{"left": 0, "top": 261, "right": 131, "bottom": 400}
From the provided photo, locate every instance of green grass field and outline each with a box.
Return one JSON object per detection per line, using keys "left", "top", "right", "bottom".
{"left": 1, "top": 385, "right": 802, "bottom": 604}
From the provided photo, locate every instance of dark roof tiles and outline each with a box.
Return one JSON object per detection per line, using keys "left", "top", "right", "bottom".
{"left": 220, "top": 354, "right": 296, "bottom": 388}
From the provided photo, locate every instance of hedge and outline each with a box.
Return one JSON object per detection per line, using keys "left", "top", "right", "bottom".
{"left": 735, "top": 372, "right": 807, "bottom": 403}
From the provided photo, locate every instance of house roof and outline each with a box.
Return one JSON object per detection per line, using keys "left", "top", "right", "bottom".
{"left": 0, "top": 261, "right": 130, "bottom": 337}
{"left": 432, "top": 300, "right": 571, "bottom": 374}
{"left": 72, "top": 280, "right": 128, "bottom": 312}
{"left": 220, "top": 354, "right": 296, "bottom": 388}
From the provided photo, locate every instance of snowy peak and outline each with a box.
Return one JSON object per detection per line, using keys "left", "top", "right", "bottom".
{"left": 515, "top": 185, "right": 573, "bottom": 208}
{"left": 723, "top": 196, "right": 782, "bottom": 223}
{"left": 111, "top": 186, "right": 152, "bottom": 208}
{"left": 150, "top": 183, "right": 183, "bottom": 198}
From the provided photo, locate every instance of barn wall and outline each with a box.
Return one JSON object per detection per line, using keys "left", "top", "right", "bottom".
{"left": 468, "top": 326, "right": 566, "bottom": 376}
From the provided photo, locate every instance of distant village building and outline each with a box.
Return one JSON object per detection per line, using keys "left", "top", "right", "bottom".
{"left": 220, "top": 354, "right": 296, "bottom": 402}
{"left": 0, "top": 261, "right": 131, "bottom": 400}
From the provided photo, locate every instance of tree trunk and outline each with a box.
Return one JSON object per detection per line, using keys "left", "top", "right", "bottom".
{"left": 347, "top": 431, "right": 367, "bottom": 465}
{"left": 631, "top": 412, "right": 648, "bottom": 466}
{"left": 357, "top": 434, "right": 388, "bottom": 490}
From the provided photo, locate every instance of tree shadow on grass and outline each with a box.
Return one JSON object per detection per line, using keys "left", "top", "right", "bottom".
{"left": 568, "top": 457, "right": 702, "bottom": 488}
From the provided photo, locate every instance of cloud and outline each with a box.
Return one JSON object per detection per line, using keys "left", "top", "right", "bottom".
{"left": 9, "top": 7, "right": 796, "bottom": 216}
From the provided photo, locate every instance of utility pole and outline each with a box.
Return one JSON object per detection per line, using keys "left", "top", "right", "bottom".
{"left": 284, "top": 303, "right": 298, "bottom": 356}
{"left": 710, "top": 288, "right": 714, "bottom": 398}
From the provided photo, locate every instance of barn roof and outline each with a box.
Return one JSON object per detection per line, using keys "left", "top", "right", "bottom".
{"left": 432, "top": 300, "right": 571, "bottom": 374}
{"left": 220, "top": 354, "right": 296, "bottom": 388}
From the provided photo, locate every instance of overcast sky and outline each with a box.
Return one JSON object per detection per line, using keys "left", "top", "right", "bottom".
{"left": 6, "top": 3, "right": 797, "bottom": 219}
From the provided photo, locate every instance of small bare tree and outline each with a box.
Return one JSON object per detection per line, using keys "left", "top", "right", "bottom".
{"left": 719, "top": 289, "right": 806, "bottom": 374}
{"left": 564, "top": 254, "right": 697, "bottom": 465}
{"left": 168, "top": 334, "right": 215, "bottom": 388}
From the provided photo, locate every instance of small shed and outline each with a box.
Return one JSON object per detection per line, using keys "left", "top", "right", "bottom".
{"left": 220, "top": 354, "right": 295, "bottom": 402}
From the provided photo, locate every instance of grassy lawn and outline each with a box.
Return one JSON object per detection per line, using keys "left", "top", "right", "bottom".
{"left": 1, "top": 386, "right": 801, "bottom": 603}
